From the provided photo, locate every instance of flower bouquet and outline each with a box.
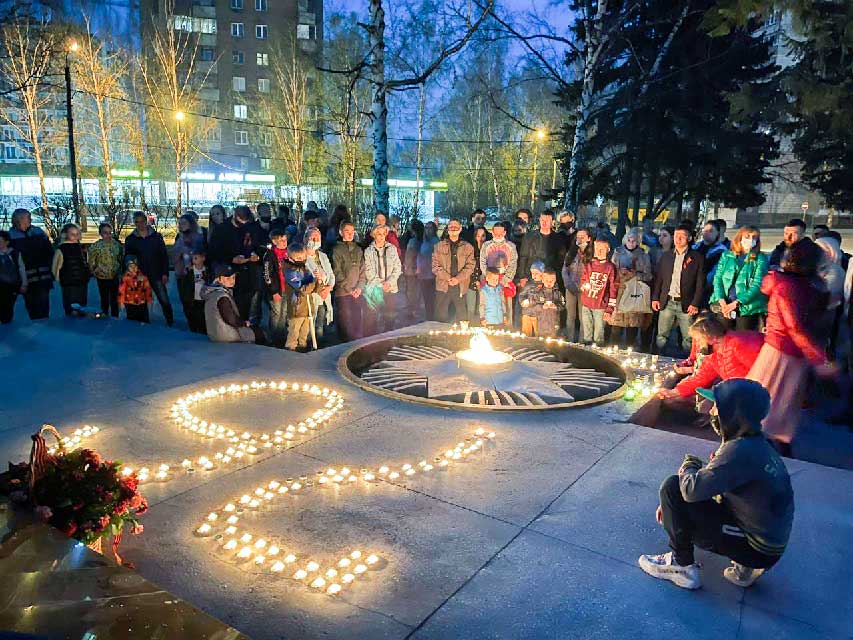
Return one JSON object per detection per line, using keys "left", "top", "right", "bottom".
{"left": 0, "top": 425, "right": 147, "bottom": 559}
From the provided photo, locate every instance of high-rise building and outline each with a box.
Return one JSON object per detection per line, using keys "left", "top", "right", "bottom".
{"left": 139, "top": 0, "right": 323, "bottom": 175}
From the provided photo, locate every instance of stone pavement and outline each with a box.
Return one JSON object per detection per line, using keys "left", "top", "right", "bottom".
{"left": 0, "top": 319, "right": 851, "bottom": 639}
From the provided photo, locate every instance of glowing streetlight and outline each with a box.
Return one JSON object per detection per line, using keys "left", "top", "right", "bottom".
{"left": 536, "top": 128, "right": 546, "bottom": 141}
{"left": 175, "top": 110, "right": 185, "bottom": 122}
{"left": 68, "top": 40, "right": 79, "bottom": 53}
{"left": 531, "top": 128, "right": 547, "bottom": 209}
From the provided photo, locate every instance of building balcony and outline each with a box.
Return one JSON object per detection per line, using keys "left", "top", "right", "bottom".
{"left": 199, "top": 33, "right": 217, "bottom": 47}
{"left": 298, "top": 39, "right": 317, "bottom": 54}
{"left": 192, "top": 5, "right": 216, "bottom": 18}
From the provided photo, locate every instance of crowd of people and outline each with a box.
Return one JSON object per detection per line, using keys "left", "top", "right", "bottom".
{"left": 2, "top": 204, "right": 851, "bottom": 434}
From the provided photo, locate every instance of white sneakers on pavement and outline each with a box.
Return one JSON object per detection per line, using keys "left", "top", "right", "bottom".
{"left": 638, "top": 552, "right": 702, "bottom": 590}
{"left": 723, "top": 562, "right": 765, "bottom": 587}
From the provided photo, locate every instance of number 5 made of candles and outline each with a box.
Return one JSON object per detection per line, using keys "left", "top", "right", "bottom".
{"left": 55, "top": 380, "right": 497, "bottom": 597}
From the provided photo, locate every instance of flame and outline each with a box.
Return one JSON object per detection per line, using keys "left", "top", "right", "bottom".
{"left": 457, "top": 331, "right": 513, "bottom": 366}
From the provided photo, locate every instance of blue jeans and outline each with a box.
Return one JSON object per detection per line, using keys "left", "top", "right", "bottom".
{"left": 268, "top": 294, "right": 288, "bottom": 347}
{"left": 656, "top": 300, "right": 693, "bottom": 352}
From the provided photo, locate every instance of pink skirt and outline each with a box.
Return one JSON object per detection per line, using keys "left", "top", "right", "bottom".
{"left": 747, "top": 343, "right": 809, "bottom": 444}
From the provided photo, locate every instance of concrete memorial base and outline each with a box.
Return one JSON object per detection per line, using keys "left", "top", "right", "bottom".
{"left": 0, "top": 319, "right": 850, "bottom": 639}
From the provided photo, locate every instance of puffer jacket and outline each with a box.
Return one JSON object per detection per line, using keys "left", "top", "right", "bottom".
{"left": 479, "top": 283, "right": 505, "bottom": 325}
{"left": 331, "top": 240, "right": 365, "bottom": 297}
{"left": 432, "top": 238, "right": 475, "bottom": 294}
{"left": 712, "top": 250, "right": 769, "bottom": 316}
{"left": 676, "top": 331, "right": 764, "bottom": 398}
{"left": 9, "top": 225, "right": 53, "bottom": 287}
{"left": 202, "top": 284, "right": 255, "bottom": 343}
{"left": 761, "top": 271, "right": 826, "bottom": 364}
{"left": 364, "top": 242, "right": 402, "bottom": 293}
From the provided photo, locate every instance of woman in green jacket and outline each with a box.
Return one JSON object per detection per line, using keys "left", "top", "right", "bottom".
{"left": 711, "top": 225, "right": 768, "bottom": 331}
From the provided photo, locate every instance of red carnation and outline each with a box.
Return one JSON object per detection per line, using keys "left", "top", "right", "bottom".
{"left": 135, "top": 497, "right": 149, "bottom": 515}
{"left": 129, "top": 494, "right": 143, "bottom": 510}
{"left": 122, "top": 476, "right": 139, "bottom": 492}
{"left": 115, "top": 499, "right": 131, "bottom": 515}
{"left": 60, "top": 521, "right": 78, "bottom": 537}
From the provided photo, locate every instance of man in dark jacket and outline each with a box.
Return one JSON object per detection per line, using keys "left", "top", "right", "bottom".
{"left": 639, "top": 378, "right": 794, "bottom": 590}
{"left": 125, "top": 210, "right": 173, "bottom": 325}
{"left": 332, "top": 221, "right": 365, "bottom": 342}
{"left": 692, "top": 220, "right": 726, "bottom": 293}
{"left": 652, "top": 224, "right": 705, "bottom": 354}
{"left": 517, "top": 210, "right": 569, "bottom": 288}
{"left": 768, "top": 218, "right": 806, "bottom": 269}
{"left": 209, "top": 205, "right": 264, "bottom": 325}
{"left": 462, "top": 209, "right": 492, "bottom": 244}
{"left": 9, "top": 208, "right": 53, "bottom": 319}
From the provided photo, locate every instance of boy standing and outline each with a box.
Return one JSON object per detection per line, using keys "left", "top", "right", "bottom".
{"left": 580, "top": 236, "right": 619, "bottom": 345}
{"left": 283, "top": 243, "right": 316, "bottom": 351}
{"left": 179, "top": 250, "right": 209, "bottom": 334}
{"left": 534, "top": 268, "right": 565, "bottom": 338}
{"left": 518, "top": 260, "right": 545, "bottom": 336}
{"left": 263, "top": 229, "right": 289, "bottom": 348}
{"left": 479, "top": 268, "right": 507, "bottom": 328}
{"left": 118, "top": 257, "right": 152, "bottom": 323}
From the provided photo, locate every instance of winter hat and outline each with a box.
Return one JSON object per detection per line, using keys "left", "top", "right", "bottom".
{"left": 531, "top": 260, "right": 545, "bottom": 273}
{"left": 215, "top": 264, "right": 236, "bottom": 279}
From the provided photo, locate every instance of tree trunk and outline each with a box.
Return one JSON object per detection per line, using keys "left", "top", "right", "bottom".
{"left": 413, "top": 82, "right": 426, "bottom": 218}
{"left": 675, "top": 190, "right": 684, "bottom": 221}
{"left": 564, "top": 0, "right": 608, "bottom": 210}
{"left": 368, "top": 0, "right": 389, "bottom": 215}
{"left": 645, "top": 157, "right": 658, "bottom": 222}
{"left": 631, "top": 159, "right": 643, "bottom": 228}
{"left": 616, "top": 151, "right": 634, "bottom": 240}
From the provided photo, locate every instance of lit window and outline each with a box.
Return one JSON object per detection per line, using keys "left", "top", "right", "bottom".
{"left": 256, "top": 24, "right": 268, "bottom": 39}
{"left": 230, "top": 0, "right": 243, "bottom": 9}
{"left": 231, "top": 22, "right": 244, "bottom": 37}
{"left": 256, "top": 52, "right": 269, "bottom": 66}
{"left": 170, "top": 15, "right": 217, "bottom": 33}
{"left": 235, "top": 130, "right": 249, "bottom": 145}
{"left": 257, "top": 78, "right": 270, "bottom": 93}
{"left": 260, "top": 158, "right": 271, "bottom": 170}
{"left": 232, "top": 76, "right": 246, "bottom": 92}
{"left": 296, "top": 24, "right": 315, "bottom": 40}
{"left": 234, "top": 104, "right": 248, "bottom": 119}
{"left": 255, "top": 0, "right": 267, "bottom": 10}
{"left": 259, "top": 131, "right": 272, "bottom": 146}
{"left": 232, "top": 50, "right": 244, "bottom": 64}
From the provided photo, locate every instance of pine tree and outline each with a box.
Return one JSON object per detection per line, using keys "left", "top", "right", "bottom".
{"left": 781, "top": 2, "right": 853, "bottom": 210}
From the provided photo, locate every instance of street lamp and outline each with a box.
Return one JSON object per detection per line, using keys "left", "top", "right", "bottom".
{"left": 65, "top": 40, "right": 82, "bottom": 228}
{"left": 531, "top": 128, "right": 546, "bottom": 210}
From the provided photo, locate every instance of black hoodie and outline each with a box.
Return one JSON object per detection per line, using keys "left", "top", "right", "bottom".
{"left": 678, "top": 379, "right": 794, "bottom": 557}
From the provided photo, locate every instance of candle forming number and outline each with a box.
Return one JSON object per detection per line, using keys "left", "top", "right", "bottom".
{"left": 50, "top": 380, "right": 498, "bottom": 597}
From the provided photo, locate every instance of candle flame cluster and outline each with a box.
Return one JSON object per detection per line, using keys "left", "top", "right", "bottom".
{"left": 47, "top": 381, "right": 345, "bottom": 483}
{"left": 195, "top": 427, "right": 497, "bottom": 595}
{"left": 431, "top": 325, "right": 671, "bottom": 397}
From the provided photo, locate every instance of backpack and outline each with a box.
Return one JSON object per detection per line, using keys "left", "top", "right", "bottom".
{"left": 0, "top": 250, "right": 21, "bottom": 287}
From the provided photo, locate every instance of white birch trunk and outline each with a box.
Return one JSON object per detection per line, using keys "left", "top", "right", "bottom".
{"left": 413, "top": 81, "right": 425, "bottom": 218}
{"left": 369, "top": 0, "right": 390, "bottom": 215}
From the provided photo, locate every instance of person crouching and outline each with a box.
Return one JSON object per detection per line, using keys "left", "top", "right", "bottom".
{"left": 203, "top": 265, "right": 265, "bottom": 344}
{"left": 639, "top": 378, "right": 794, "bottom": 590}
{"left": 283, "top": 243, "right": 316, "bottom": 351}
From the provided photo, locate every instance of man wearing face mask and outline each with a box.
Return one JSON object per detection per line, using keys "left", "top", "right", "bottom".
{"left": 639, "top": 378, "right": 794, "bottom": 590}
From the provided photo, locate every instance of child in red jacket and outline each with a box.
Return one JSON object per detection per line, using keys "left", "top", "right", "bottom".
{"left": 580, "top": 237, "right": 619, "bottom": 345}
{"left": 118, "top": 257, "right": 153, "bottom": 323}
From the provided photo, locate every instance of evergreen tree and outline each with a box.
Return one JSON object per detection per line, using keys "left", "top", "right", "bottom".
{"left": 781, "top": 2, "right": 853, "bottom": 210}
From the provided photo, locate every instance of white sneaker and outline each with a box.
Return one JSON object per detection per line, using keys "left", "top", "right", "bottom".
{"left": 723, "top": 562, "right": 765, "bottom": 587}
{"left": 638, "top": 552, "right": 702, "bottom": 589}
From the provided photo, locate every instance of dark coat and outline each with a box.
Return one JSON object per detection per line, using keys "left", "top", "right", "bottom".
{"left": 518, "top": 230, "right": 569, "bottom": 282}
{"left": 651, "top": 249, "right": 706, "bottom": 312}
{"left": 124, "top": 228, "right": 169, "bottom": 281}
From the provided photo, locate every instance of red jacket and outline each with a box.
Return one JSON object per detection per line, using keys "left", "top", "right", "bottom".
{"left": 581, "top": 259, "right": 619, "bottom": 314}
{"left": 761, "top": 271, "right": 826, "bottom": 365}
{"left": 676, "top": 331, "right": 764, "bottom": 398}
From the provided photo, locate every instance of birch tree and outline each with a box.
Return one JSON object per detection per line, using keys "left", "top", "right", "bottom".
{"left": 324, "top": 0, "right": 494, "bottom": 216}
{"left": 0, "top": 20, "right": 58, "bottom": 212}
{"left": 138, "top": 1, "right": 213, "bottom": 216}
{"left": 73, "top": 17, "right": 134, "bottom": 214}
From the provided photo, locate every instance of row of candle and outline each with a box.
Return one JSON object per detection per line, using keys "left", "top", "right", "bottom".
{"left": 194, "top": 427, "right": 497, "bottom": 595}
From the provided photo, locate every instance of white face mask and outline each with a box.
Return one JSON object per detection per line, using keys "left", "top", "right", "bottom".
{"left": 307, "top": 240, "right": 321, "bottom": 251}
{"left": 741, "top": 237, "right": 755, "bottom": 252}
